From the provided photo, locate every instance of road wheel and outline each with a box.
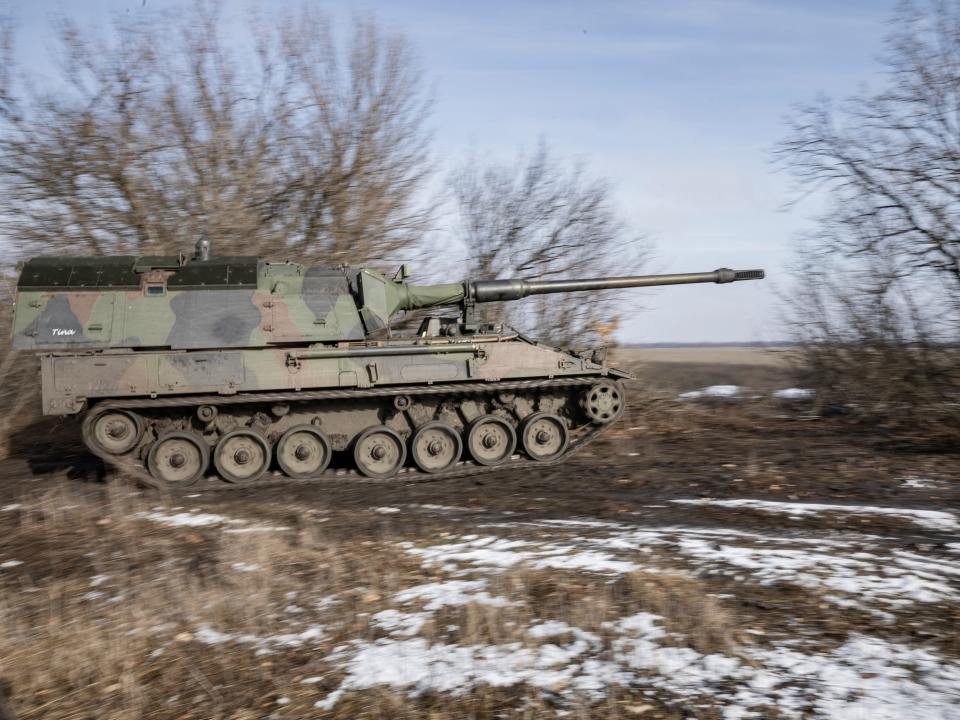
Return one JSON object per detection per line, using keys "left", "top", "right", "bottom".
{"left": 410, "top": 422, "right": 462, "bottom": 474}
{"left": 520, "top": 412, "right": 568, "bottom": 462}
{"left": 582, "top": 381, "right": 624, "bottom": 424}
{"left": 276, "top": 426, "right": 332, "bottom": 479}
{"left": 214, "top": 429, "right": 271, "bottom": 483}
{"left": 354, "top": 426, "right": 406, "bottom": 478}
{"left": 466, "top": 415, "right": 516, "bottom": 466}
{"left": 86, "top": 410, "right": 143, "bottom": 455}
{"left": 147, "top": 431, "right": 208, "bottom": 485}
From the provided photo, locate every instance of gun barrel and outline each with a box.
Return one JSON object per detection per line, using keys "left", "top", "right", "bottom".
{"left": 470, "top": 268, "right": 764, "bottom": 303}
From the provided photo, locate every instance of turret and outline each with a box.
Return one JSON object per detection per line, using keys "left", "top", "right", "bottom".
{"left": 11, "top": 253, "right": 765, "bottom": 352}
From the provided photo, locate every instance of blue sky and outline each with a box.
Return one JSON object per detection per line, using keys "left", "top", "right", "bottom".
{"left": 6, "top": 0, "right": 897, "bottom": 342}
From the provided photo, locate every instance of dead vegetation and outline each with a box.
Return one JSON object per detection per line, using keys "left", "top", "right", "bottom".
{"left": 0, "top": 344, "right": 956, "bottom": 718}
{"left": 0, "top": 482, "right": 743, "bottom": 719}
{"left": 776, "top": 1, "right": 960, "bottom": 434}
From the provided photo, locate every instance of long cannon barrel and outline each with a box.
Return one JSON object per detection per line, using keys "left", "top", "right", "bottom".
{"left": 468, "top": 268, "right": 764, "bottom": 303}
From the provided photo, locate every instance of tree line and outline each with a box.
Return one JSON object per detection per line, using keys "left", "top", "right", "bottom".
{"left": 0, "top": 4, "right": 646, "bottom": 347}
{"left": 777, "top": 0, "right": 959, "bottom": 429}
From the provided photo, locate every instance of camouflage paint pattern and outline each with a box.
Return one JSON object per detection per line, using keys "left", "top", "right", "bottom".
{"left": 12, "top": 254, "right": 763, "bottom": 416}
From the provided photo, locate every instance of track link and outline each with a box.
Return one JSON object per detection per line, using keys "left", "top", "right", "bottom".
{"left": 82, "top": 376, "right": 617, "bottom": 491}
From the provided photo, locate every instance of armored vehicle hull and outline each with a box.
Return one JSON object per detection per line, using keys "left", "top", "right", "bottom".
{"left": 11, "top": 249, "right": 762, "bottom": 486}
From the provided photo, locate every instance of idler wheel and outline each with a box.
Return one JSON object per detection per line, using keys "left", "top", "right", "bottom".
{"left": 520, "top": 412, "right": 568, "bottom": 462}
{"left": 354, "top": 426, "right": 406, "bottom": 479}
{"left": 582, "top": 381, "right": 624, "bottom": 424}
{"left": 86, "top": 410, "right": 143, "bottom": 455}
{"left": 214, "top": 429, "right": 271, "bottom": 483}
{"left": 410, "top": 422, "right": 462, "bottom": 474}
{"left": 276, "top": 425, "right": 332, "bottom": 479}
{"left": 147, "top": 430, "right": 208, "bottom": 486}
{"left": 466, "top": 415, "right": 516, "bottom": 466}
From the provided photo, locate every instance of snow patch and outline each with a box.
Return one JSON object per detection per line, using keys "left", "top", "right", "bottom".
{"left": 676, "top": 538, "right": 958, "bottom": 608}
{"left": 394, "top": 580, "right": 512, "bottom": 610}
{"left": 315, "top": 635, "right": 624, "bottom": 710}
{"left": 678, "top": 385, "right": 741, "bottom": 400}
{"left": 773, "top": 388, "right": 815, "bottom": 400}
{"left": 317, "top": 610, "right": 960, "bottom": 719}
{"left": 406, "top": 535, "right": 647, "bottom": 576}
{"left": 194, "top": 623, "right": 326, "bottom": 651}
{"left": 529, "top": 550, "right": 639, "bottom": 574}
{"left": 672, "top": 498, "right": 958, "bottom": 532}
{"left": 0, "top": 560, "right": 23, "bottom": 569}
{"left": 900, "top": 476, "right": 941, "bottom": 489}
{"left": 136, "top": 510, "right": 232, "bottom": 527}
{"left": 372, "top": 609, "right": 430, "bottom": 637}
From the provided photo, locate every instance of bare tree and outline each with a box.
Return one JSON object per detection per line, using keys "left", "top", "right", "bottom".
{"left": 777, "top": 1, "right": 960, "bottom": 291}
{"left": 777, "top": 0, "right": 960, "bottom": 422}
{"left": 0, "top": 3, "right": 433, "bottom": 264}
{"left": 450, "top": 142, "right": 649, "bottom": 347}
{"left": 785, "top": 252, "right": 957, "bottom": 418}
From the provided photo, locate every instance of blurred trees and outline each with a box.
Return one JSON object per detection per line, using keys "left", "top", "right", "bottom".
{"left": 0, "top": 5, "right": 433, "bottom": 264}
{"left": 450, "top": 143, "right": 649, "bottom": 347}
{"left": 0, "top": 4, "right": 648, "bottom": 452}
{"left": 778, "top": 0, "right": 960, "bottom": 422}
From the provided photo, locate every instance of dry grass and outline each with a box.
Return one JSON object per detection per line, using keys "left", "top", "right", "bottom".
{"left": 0, "top": 483, "right": 739, "bottom": 719}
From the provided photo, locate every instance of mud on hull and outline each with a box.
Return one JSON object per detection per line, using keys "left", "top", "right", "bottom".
{"left": 81, "top": 377, "right": 625, "bottom": 487}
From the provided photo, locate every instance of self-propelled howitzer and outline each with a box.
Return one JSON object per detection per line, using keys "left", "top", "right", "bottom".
{"left": 11, "top": 244, "right": 763, "bottom": 485}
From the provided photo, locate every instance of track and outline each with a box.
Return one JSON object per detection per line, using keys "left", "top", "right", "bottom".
{"left": 81, "top": 376, "right": 618, "bottom": 491}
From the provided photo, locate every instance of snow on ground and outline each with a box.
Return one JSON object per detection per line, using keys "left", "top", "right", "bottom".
{"left": 677, "top": 386, "right": 816, "bottom": 401}
{"left": 671, "top": 498, "right": 958, "bottom": 532}
{"left": 0, "top": 559, "right": 23, "bottom": 569}
{"left": 135, "top": 508, "right": 287, "bottom": 533}
{"left": 407, "top": 513, "right": 960, "bottom": 615}
{"left": 317, "top": 608, "right": 960, "bottom": 719}
{"left": 678, "top": 385, "right": 742, "bottom": 400}
{"left": 330, "top": 511, "right": 960, "bottom": 716}
{"left": 404, "top": 535, "right": 644, "bottom": 575}
{"left": 772, "top": 387, "right": 815, "bottom": 400}
{"left": 393, "top": 580, "right": 513, "bottom": 610}
{"left": 901, "top": 476, "right": 945, "bottom": 489}
{"left": 193, "top": 623, "right": 326, "bottom": 653}
{"left": 44, "top": 497, "right": 957, "bottom": 716}
{"left": 135, "top": 510, "right": 239, "bottom": 527}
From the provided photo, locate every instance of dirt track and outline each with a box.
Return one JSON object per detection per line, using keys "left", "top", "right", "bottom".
{"left": 1, "top": 360, "right": 958, "bottom": 719}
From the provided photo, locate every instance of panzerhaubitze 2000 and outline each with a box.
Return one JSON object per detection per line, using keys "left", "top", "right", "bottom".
{"left": 10, "top": 241, "right": 763, "bottom": 486}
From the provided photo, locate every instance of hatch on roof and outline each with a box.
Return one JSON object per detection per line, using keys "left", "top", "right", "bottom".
{"left": 17, "top": 255, "right": 260, "bottom": 291}
{"left": 17, "top": 257, "right": 141, "bottom": 290}
{"left": 166, "top": 256, "right": 259, "bottom": 289}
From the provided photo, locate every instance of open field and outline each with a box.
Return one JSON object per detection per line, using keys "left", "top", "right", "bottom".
{"left": 0, "top": 349, "right": 957, "bottom": 719}
{"left": 617, "top": 346, "right": 794, "bottom": 367}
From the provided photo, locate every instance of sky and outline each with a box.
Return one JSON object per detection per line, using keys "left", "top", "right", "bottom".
{"left": 5, "top": 0, "right": 898, "bottom": 343}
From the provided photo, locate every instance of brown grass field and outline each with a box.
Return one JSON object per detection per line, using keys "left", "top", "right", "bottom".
{"left": 0, "top": 348, "right": 958, "bottom": 720}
